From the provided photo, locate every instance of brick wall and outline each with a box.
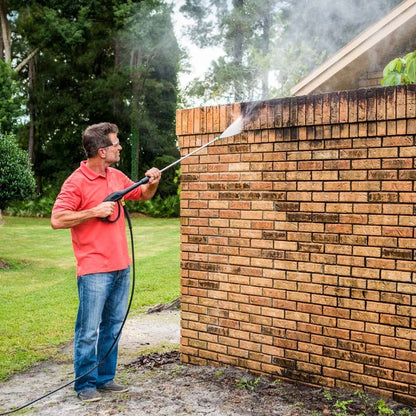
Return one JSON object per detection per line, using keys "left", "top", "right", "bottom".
{"left": 176, "top": 85, "right": 416, "bottom": 406}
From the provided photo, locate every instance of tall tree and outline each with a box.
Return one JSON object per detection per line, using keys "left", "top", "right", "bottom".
{"left": 116, "top": 0, "right": 180, "bottom": 181}
{"left": 0, "top": 0, "right": 11, "bottom": 62}
{"left": 0, "top": 0, "right": 38, "bottom": 140}
{"left": 6, "top": 0, "right": 180, "bottom": 194}
{"left": 180, "top": 0, "right": 403, "bottom": 103}
{"left": 0, "top": 60, "right": 23, "bottom": 133}
{"left": 180, "top": 0, "right": 287, "bottom": 103}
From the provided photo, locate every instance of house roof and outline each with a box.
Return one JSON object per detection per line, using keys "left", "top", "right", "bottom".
{"left": 290, "top": 0, "right": 416, "bottom": 96}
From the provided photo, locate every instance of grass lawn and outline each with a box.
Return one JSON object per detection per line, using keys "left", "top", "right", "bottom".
{"left": 0, "top": 215, "right": 180, "bottom": 381}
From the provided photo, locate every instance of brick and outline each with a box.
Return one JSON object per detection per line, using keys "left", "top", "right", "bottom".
{"left": 397, "top": 328, "right": 416, "bottom": 340}
{"left": 323, "top": 367, "right": 350, "bottom": 381}
{"left": 352, "top": 181, "right": 380, "bottom": 191}
{"left": 314, "top": 233, "right": 341, "bottom": 245}
{"left": 368, "top": 215, "right": 398, "bottom": 225}
{"left": 396, "top": 371, "right": 416, "bottom": 385}
{"left": 350, "top": 372, "right": 379, "bottom": 387}
{"left": 379, "top": 380, "right": 409, "bottom": 394}
{"left": 337, "top": 359, "right": 363, "bottom": 373}
{"left": 368, "top": 192, "right": 398, "bottom": 203}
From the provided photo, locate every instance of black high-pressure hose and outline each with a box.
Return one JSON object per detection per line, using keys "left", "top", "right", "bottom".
{"left": 0, "top": 177, "right": 153, "bottom": 414}
{"left": 0, "top": 206, "right": 136, "bottom": 415}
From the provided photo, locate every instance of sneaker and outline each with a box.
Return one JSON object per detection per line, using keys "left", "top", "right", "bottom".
{"left": 77, "top": 389, "right": 102, "bottom": 402}
{"left": 98, "top": 381, "right": 129, "bottom": 393}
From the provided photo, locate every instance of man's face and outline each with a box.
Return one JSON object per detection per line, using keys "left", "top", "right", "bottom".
{"left": 103, "top": 132, "right": 122, "bottom": 164}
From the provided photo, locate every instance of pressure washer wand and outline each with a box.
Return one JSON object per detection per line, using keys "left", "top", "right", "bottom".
{"left": 103, "top": 137, "right": 218, "bottom": 202}
{"left": 104, "top": 116, "right": 243, "bottom": 203}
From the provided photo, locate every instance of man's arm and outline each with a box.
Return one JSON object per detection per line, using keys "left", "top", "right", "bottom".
{"left": 51, "top": 201, "right": 116, "bottom": 229}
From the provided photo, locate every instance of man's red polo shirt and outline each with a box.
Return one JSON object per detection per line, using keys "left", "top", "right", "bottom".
{"left": 52, "top": 161, "right": 142, "bottom": 277}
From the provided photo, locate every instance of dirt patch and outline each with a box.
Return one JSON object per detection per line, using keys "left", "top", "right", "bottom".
{"left": 0, "top": 311, "right": 414, "bottom": 416}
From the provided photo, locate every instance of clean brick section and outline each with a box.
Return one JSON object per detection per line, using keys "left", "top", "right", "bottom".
{"left": 176, "top": 85, "right": 416, "bottom": 407}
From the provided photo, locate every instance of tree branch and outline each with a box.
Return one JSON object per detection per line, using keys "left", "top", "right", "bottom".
{"left": 14, "top": 48, "right": 39, "bottom": 73}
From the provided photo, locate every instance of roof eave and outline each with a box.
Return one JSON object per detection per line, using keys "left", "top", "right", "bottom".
{"left": 290, "top": 0, "right": 416, "bottom": 96}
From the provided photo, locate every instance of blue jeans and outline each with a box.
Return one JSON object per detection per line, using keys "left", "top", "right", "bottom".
{"left": 74, "top": 267, "right": 130, "bottom": 393}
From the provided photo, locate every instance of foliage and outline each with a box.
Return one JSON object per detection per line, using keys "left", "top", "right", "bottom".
{"left": 235, "top": 376, "right": 261, "bottom": 391}
{"left": 382, "top": 50, "right": 416, "bottom": 86}
{"left": 4, "top": 0, "right": 181, "bottom": 196}
{"left": 181, "top": 0, "right": 283, "bottom": 103}
{"left": 4, "top": 155, "right": 180, "bottom": 218}
{"left": 5, "top": 193, "right": 180, "bottom": 218}
{"left": 376, "top": 399, "right": 395, "bottom": 416}
{"left": 126, "top": 194, "right": 180, "bottom": 218}
{"left": 318, "top": 389, "right": 415, "bottom": 416}
{"left": 4, "top": 193, "right": 56, "bottom": 217}
{"left": 0, "top": 133, "right": 36, "bottom": 211}
{"left": 0, "top": 61, "right": 24, "bottom": 134}
{"left": 115, "top": 0, "right": 181, "bottom": 181}
{"left": 180, "top": 0, "right": 403, "bottom": 103}
{"left": 398, "top": 409, "right": 414, "bottom": 416}
{"left": 0, "top": 216, "right": 180, "bottom": 380}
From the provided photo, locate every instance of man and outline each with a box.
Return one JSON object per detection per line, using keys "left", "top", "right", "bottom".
{"left": 51, "top": 122, "right": 161, "bottom": 403}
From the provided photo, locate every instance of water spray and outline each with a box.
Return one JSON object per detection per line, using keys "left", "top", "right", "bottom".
{"left": 0, "top": 115, "right": 244, "bottom": 415}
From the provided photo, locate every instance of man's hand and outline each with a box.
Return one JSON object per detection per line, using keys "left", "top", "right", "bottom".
{"left": 145, "top": 167, "right": 162, "bottom": 185}
{"left": 140, "top": 167, "right": 162, "bottom": 201}
{"left": 94, "top": 201, "right": 116, "bottom": 218}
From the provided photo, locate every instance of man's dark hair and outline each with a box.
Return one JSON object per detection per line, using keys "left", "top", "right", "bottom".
{"left": 82, "top": 122, "right": 118, "bottom": 158}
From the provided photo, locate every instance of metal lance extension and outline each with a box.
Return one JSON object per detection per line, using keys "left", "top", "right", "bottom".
{"left": 102, "top": 116, "right": 244, "bottom": 221}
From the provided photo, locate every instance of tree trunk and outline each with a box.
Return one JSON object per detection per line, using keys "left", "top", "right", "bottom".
{"left": 0, "top": 0, "right": 11, "bottom": 62}
{"left": 131, "top": 90, "right": 140, "bottom": 182}
{"left": 28, "top": 57, "right": 36, "bottom": 165}
{"left": 130, "top": 50, "right": 140, "bottom": 182}
{"left": 232, "top": 0, "right": 245, "bottom": 102}
{"left": 0, "top": 11, "right": 3, "bottom": 60}
{"left": 113, "top": 39, "right": 121, "bottom": 118}
{"left": 129, "top": 49, "right": 152, "bottom": 181}
{"left": 261, "top": 11, "right": 271, "bottom": 99}
{"left": 0, "top": 208, "right": 4, "bottom": 225}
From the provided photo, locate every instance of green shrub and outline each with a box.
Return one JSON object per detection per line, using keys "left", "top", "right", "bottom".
{"left": 4, "top": 195, "right": 56, "bottom": 217}
{"left": 126, "top": 194, "right": 180, "bottom": 218}
{"left": 4, "top": 183, "right": 57, "bottom": 217}
{"left": 0, "top": 133, "right": 36, "bottom": 213}
{"left": 5, "top": 188, "right": 180, "bottom": 219}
